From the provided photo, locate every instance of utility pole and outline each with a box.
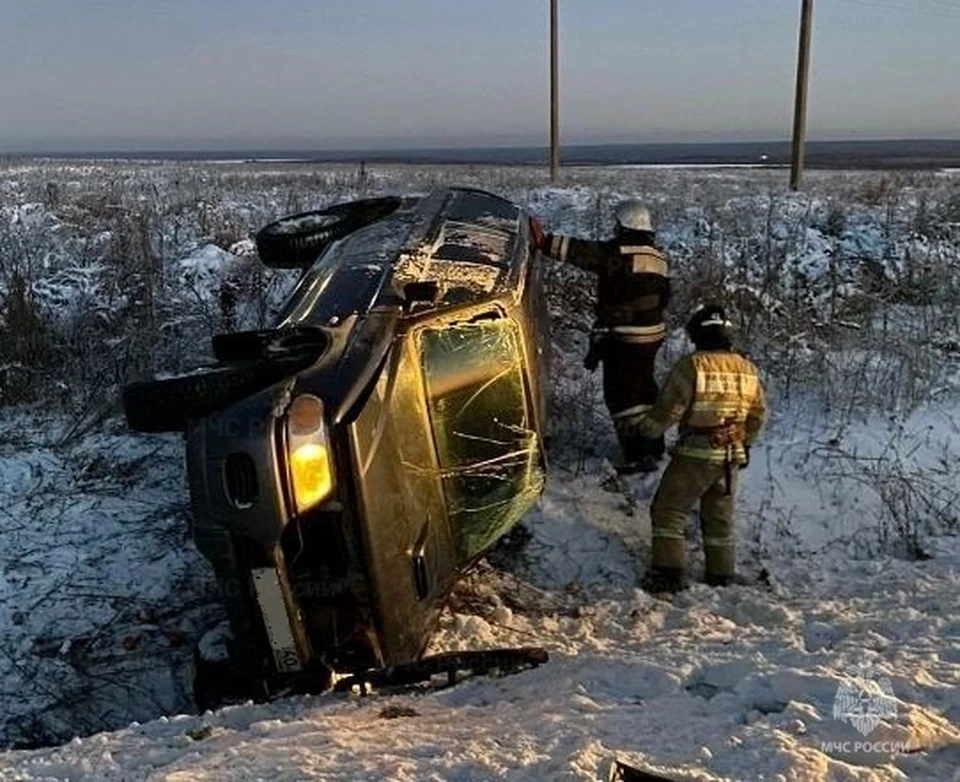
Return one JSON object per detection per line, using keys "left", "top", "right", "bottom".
{"left": 550, "top": 0, "right": 560, "bottom": 181}
{"left": 790, "top": 0, "right": 814, "bottom": 190}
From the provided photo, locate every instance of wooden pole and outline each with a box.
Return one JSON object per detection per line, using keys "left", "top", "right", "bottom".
{"left": 790, "top": 0, "right": 814, "bottom": 190}
{"left": 550, "top": 0, "right": 559, "bottom": 181}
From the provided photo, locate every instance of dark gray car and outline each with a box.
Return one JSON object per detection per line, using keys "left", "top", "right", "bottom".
{"left": 123, "top": 187, "right": 550, "bottom": 701}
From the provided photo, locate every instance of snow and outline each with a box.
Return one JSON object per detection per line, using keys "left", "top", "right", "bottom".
{"left": 1, "top": 399, "right": 956, "bottom": 779}
{"left": 178, "top": 243, "right": 237, "bottom": 280}
{"left": 1, "top": 495, "right": 957, "bottom": 779}
{"left": 0, "top": 414, "right": 221, "bottom": 750}
{"left": 0, "top": 160, "right": 958, "bottom": 780}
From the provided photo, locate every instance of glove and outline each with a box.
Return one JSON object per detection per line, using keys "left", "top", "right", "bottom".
{"left": 583, "top": 332, "right": 605, "bottom": 372}
{"left": 527, "top": 216, "right": 546, "bottom": 253}
{"left": 739, "top": 445, "right": 751, "bottom": 470}
{"left": 583, "top": 347, "right": 600, "bottom": 373}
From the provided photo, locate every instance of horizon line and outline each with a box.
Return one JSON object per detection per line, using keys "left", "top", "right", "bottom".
{"left": 5, "top": 136, "right": 960, "bottom": 157}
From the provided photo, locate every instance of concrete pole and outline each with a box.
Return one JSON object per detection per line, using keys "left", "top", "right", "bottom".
{"left": 790, "top": 0, "right": 814, "bottom": 190}
{"left": 550, "top": 0, "right": 560, "bottom": 181}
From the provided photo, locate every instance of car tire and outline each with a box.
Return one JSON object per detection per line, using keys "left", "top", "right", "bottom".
{"left": 121, "top": 357, "right": 312, "bottom": 433}
{"left": 255, "top": 196, "right": 403, "bottom": 268}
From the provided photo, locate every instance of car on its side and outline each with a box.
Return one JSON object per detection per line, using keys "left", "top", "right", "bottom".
{"left": 122, "top": 187, "right": 550, "bottom": 702}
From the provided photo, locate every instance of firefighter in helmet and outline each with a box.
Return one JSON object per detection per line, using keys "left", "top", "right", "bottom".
{"left": 630, "top": 304, "right": 768, "bottom": 594}
{"left": 529, "top": 201, "right": 670, "bottom": 474}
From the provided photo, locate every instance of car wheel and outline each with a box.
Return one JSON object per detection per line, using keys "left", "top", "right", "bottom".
{"left": 121, "top": 357, "right": 312, "bottom": 433}
{"left": 255, "top": 196, "right": 402, "bottom": 268}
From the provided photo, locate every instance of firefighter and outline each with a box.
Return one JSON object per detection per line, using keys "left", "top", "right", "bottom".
{"left": 529, "top": 202, "right": 670, "bottom": 474}
{"left": 631, "top": 304, "right": 767, "bottom": 594}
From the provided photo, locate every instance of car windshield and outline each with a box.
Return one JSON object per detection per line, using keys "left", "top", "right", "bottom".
{"left": 275, "top": 212, "right": 415, "bottom": 328}
{"left": 419, "top": 313, "right": 543, "bottom": 562}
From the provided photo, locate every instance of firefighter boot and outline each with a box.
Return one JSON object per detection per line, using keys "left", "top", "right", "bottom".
{"left": 616, "top": 455, "right": 659, "bottom": 475}
{"left": 704, "top": 573, "right": 755, "bottom": 587}
{"left": 639, "top": 567, "right": 688, "bottom": 595}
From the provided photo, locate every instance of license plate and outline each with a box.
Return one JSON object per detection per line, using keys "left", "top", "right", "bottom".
{"left": 251, "top": 568, "right": 303, "bottom": 672}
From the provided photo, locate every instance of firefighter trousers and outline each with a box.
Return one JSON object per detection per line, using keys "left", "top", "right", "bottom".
{"left": 649, "top": 455, "right": 737, "bottom": 579}
{"left": 602, "top": 338, "right": 665, "bottom": 461}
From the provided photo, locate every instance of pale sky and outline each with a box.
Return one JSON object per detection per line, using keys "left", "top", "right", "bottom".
{"left": 1, "top": 0, "right": 958, "bottom": 151}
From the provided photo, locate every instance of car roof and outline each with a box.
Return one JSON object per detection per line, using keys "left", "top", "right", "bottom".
{"left": 277, "top": 188, "right": 525, "bottom": 329}
{"left": 393, "top": 188, "right": 522, "bottom": 306}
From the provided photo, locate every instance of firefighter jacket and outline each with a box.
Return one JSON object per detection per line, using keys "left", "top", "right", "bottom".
{"left": 543, "top": 233, "right": 670, "bottom": 345}
{"left": 634, "top": 349, "right": 767, "bottom": 464}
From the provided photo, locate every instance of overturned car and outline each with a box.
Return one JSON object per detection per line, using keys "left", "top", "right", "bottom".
{"left": 123, "top": 188, "right": 550, "bottom": 700}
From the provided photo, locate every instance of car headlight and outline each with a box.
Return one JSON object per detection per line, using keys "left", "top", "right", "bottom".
{"left": 286, "top": 394, "right": 334, "bottom": 513}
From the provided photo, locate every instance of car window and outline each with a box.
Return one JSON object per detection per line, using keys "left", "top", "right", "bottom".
{"left": 420, "top": 314, "right": 543, "bottom": 563}
{"left": 276, "top": 214, "right": 413, "bottom": 327}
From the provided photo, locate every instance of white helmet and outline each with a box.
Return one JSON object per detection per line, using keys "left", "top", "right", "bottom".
{"left": 615, "top": 201, "right": 654, "bottom": 233}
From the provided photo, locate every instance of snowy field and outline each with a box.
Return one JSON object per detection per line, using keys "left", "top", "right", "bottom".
{"left": 0, "top": 160, "right": 958, "bottom": 780}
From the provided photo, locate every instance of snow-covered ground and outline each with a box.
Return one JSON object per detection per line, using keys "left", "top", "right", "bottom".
{"left": 1, "top": 413, "right": 957, "bottom": 780}
{"left": 0, "top": 161, "right": 958, "bottom": 779}
{"left": 0, "top": 412, "right": 220, "bottom": 749}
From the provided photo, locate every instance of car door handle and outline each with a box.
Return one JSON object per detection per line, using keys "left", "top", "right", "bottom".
{"left": 411, "top": 524, "right": 430, "bottom": 601}
{"left": 412, "top": 553, "right": 429, "bottom": 601}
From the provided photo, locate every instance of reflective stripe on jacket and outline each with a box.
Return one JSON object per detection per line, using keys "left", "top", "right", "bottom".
{"left": 592, "top": 323, "right": 666, "bottom": 345}
{"left": 617, "top": 245, "right": 669, "bottom": 277}
{"left": 635, "top": 350, "right": 767, "bottom": 464}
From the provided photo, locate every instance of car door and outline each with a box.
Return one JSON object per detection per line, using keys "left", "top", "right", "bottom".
{"left": 419, "top": 310, "right": 545, "bottom": 566}
{"left": 346, "top": 335, "right": 459, "bottom": 666}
